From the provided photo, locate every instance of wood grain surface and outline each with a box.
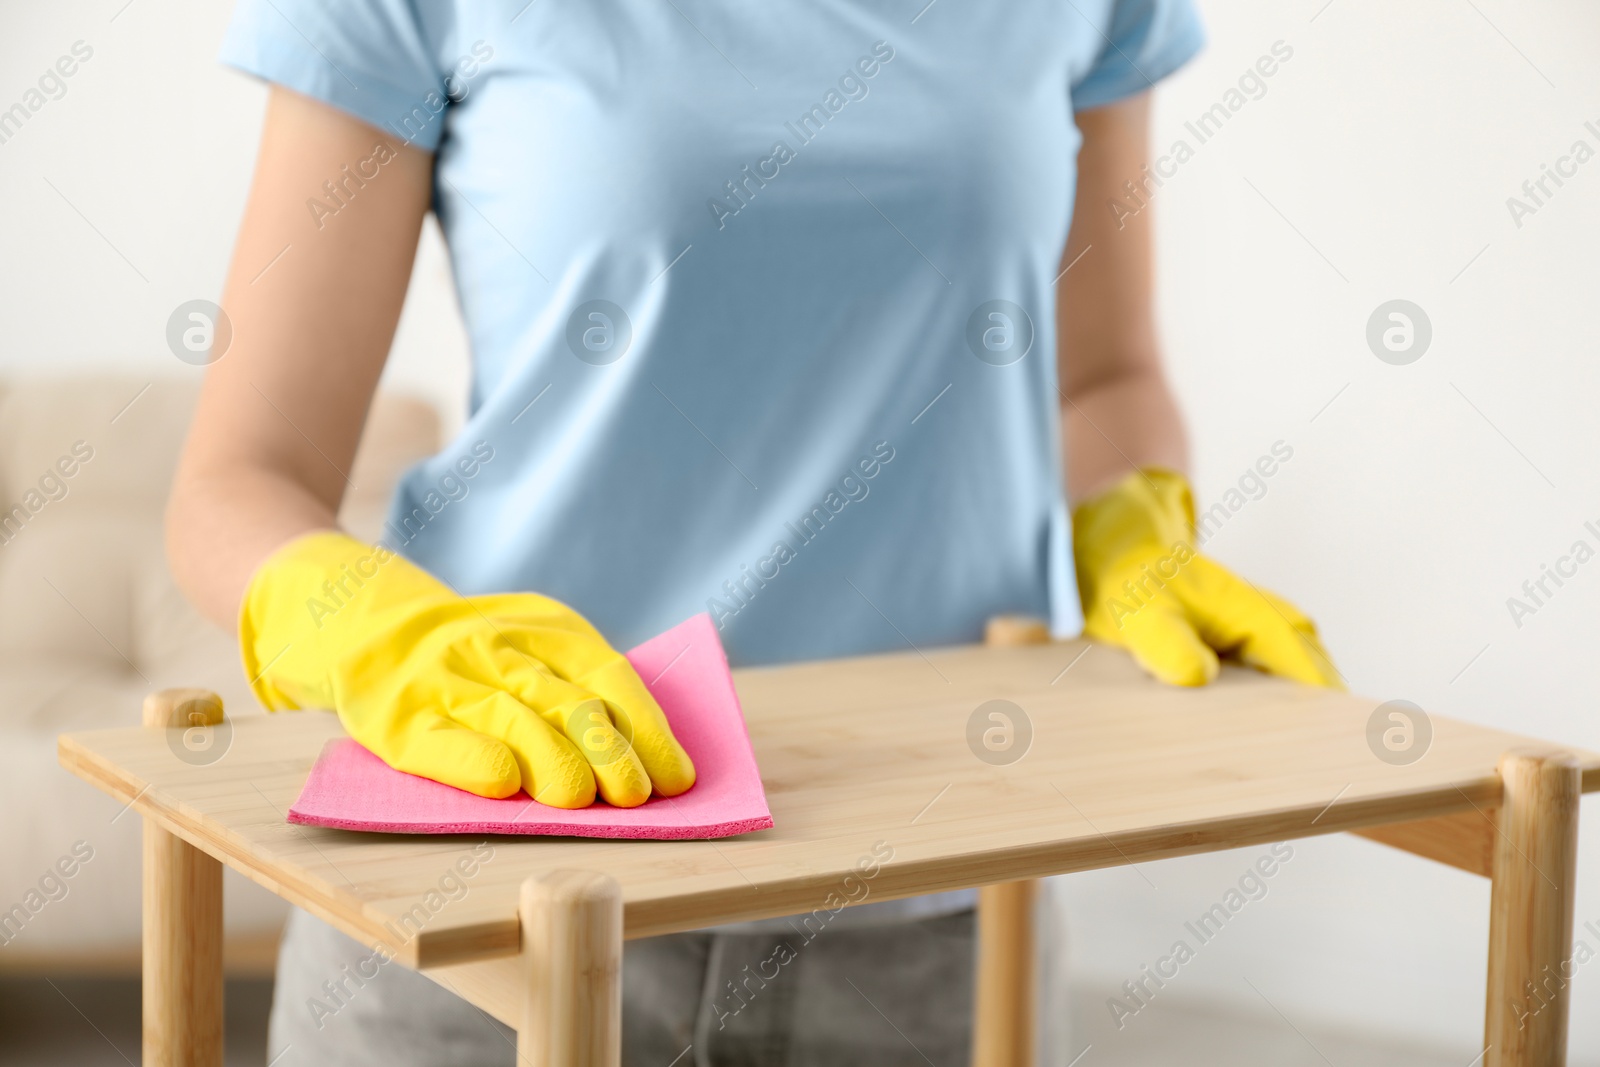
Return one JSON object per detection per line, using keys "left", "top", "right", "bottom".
{"left": 60, "top": 638, "right": 1600, "bottom": 974}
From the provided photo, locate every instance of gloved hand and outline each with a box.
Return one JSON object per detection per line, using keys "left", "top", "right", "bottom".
{"left": 238, "top": 531, "right": 695, "bottom": 807}
{"left": 1072, "top": 468, "right": 1341, "bottom": 689}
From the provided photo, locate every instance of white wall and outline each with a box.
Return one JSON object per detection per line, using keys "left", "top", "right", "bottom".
{"left": 0, "top": 0, "right": 472, "bottom": 425}
{"left": 4, "top": 0, "right": 1599, "bottom": 1058}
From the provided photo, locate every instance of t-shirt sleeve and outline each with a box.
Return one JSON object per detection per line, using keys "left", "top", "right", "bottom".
{"left": 219, "top": 0, "right": 451, "bottom": 150}
{"left": 1070, "top": 0, "right": 1205, "bottom": 111}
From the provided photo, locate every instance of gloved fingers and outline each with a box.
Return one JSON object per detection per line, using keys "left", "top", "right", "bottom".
{"left": 1251, "top": 585, "right": 1324, "bottom": 643}
{"left": 1176, "top": 559, "right": 1344, "bottom": 689}
{"left": 357, "top": 703, "right": 523, "bottom": 800}
{"left": 394, "top": 619, "right": 644, "bottom": 804}
{"left": 558, "top": 697, "right": 655, "bottom": 808}
{"left": 1241, "top": 585, "right": 1331, "bottom": 652}
{"left": 442, "top": 685, "right": 600, "bottom": 807}
{"left": 1241, "top": 601, "right": 1344, "bottom": 694}
{"left": 576, "top": 657, "right": 697, "bottom": 799}
{"left": 1114, "top": 595, "right": 1220, "bottom": 687}
{"left": 1250, "top": 585, "right": 1341, "bottom": 686}
{"left": 1283, "top": 628, "right": 1343, "bottom": 690}
{"left": 495, "top": 660, "right": 656, "bottom": 807}
{"left": 446, "top": 607, "right": 693, "bottom": 804}
{"left": 488, "top": 619, "right": 694, "bottom": 798}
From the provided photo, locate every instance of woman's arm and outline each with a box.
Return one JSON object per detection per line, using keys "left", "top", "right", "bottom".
{"left": 167, "top": 87, "right": 433, "bottom": 629}
{"left": 168, "top": 86, "right": 695, "bottom": 803}
{"left": 1058, "top": 95, "right": 1342, "bottom": 688}
{"left": 1057, "top": 93, "right": 1188, "bottom": 503}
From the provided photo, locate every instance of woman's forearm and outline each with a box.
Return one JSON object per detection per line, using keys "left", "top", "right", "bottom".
{"left": 167, "top": 86, "right": 432, "bottom": 632}
{"left": 166, "top": 465, "right": 339, "bottom": 632}
{"left": 1057, "top": 96, "right": 1189, "bottom": 504}
{"left": 1062, "top": 363, "right": 1189, "bottom": 503}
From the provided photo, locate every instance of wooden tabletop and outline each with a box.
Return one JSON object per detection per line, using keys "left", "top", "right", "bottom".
{"left": 59, "top": 639, "right": 1600, "bottom": 970}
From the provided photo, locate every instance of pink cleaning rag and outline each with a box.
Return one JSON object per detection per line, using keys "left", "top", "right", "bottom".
{"left": 287, "top": 613, "right": 773, "bottom": 840}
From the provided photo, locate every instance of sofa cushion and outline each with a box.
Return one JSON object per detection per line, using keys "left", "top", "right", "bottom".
{"left": 0, "top": 374, "right": 441, "bottom": 968}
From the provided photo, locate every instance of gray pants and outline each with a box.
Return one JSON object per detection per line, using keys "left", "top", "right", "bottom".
{"left": 268, "top": 893, "right": 1069, "bottom": 1066}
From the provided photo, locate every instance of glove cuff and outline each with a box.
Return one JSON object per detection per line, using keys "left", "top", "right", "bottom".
{"left": 237, "top": 530, "right": 423, "bottom": 711}
{"left": 1071, "top": 467, "right": 1196, "bottom": 575}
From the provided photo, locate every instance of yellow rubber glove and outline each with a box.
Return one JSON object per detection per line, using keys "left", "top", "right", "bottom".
{"left": 238, "top": 531, "right": 695, "bottom": 807}
{"left": 1072, "top": 468, "right": 1342, "bottom": 689}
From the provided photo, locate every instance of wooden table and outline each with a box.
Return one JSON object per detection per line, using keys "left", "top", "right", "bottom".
{"left": 59, "top": 633, "right": 1598, "bottom": 1067}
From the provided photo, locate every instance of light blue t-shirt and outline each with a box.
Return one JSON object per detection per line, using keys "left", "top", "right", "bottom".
{"left": 221, "top": 0, "right": 1201, "bottom": 668}
{"left": 221, "top": 0, "right": 1202, "bottom": 926}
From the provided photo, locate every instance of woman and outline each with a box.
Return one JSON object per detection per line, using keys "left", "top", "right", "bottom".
{"left": 169, "top": 1, "right": 1339, "bottom": 1063}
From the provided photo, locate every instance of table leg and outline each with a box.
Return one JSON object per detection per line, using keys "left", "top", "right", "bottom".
{"left": 1484, "top": 751, "right": 1581, "bottom": 1067}
{"left": 518, "top": 871, "right": 623, "bottom": 1067}
{"left": 141, "top": 689, "right": 226, "bottom": 1067}
{"left": 974, "top": 880, "right": 1039, "bottom": 1067}
{"left": 972, "top": 616, "right": 1051, "bottom": 1066}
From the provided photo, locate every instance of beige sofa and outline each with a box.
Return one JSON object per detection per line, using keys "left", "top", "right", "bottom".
{"left": 0, "top": 377, "right": 439, "bottom": 974}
